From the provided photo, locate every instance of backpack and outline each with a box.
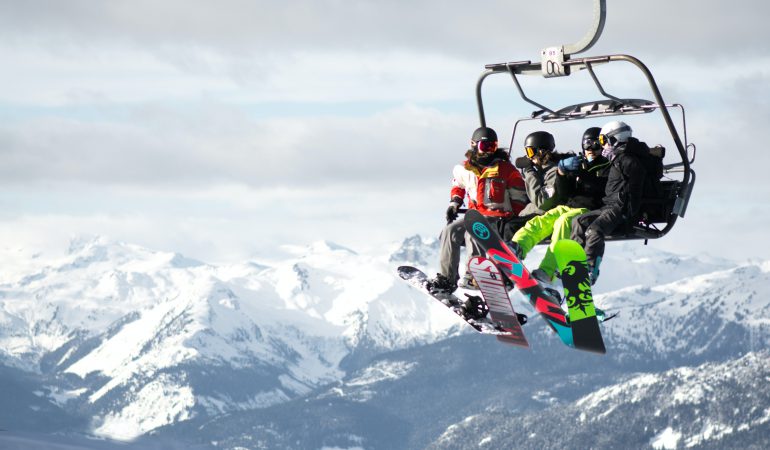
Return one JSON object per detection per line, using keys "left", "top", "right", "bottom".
{"left": 628, "top": 141, "right": 666, "bottom": 221}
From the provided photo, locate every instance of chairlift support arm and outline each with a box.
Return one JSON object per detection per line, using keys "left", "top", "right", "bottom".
{"left": 563, "top": 0, "right": 607, "bottom": 56}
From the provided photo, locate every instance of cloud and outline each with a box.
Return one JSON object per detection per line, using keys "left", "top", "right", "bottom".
{"left": 3, "top": 1, "right": 768, "bottom": 61}
{"left": 0, "top": 182, "right": 450, "bottom": 263}
{"left": 1, "top": 0, "right": 769, "bottom": 261}
{"left": 0, "top": 103, "right": 476, "bottom": 188}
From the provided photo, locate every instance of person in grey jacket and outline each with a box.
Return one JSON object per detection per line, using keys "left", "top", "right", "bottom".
{"left": 515, "top": 131, "right": 570, "bottom": 218}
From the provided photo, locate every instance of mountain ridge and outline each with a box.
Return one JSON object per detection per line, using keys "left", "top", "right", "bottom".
{"left": 0, "top": 234, "right": 765, "bottom": 446}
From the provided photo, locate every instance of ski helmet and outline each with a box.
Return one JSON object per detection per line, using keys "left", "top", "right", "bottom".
{"left": 471, "top": 127, "right": 497, "bottom": 143}
{"left": 599, "top": 121, "right": 632, "bottom": 146}
{"left": 471, "top": 127, "right": 498, "bottom": 153}
{"left": 582, "top": 127, "right": 602, "bottom": 152}
{"left": 524, "top": 131, "right": 555, "bottom": 158}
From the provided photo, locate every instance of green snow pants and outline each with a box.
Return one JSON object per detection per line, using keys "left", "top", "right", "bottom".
{"left": 511, "top": 205, "right": 588, "bottom": 280}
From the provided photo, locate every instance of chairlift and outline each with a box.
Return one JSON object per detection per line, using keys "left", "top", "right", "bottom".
{"left": 475, "top": 0, "right": 695, "bottom": 243}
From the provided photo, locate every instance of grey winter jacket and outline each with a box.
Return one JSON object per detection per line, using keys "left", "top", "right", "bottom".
{"left": 518, "top": 159, "right": 563, "bottom": 216}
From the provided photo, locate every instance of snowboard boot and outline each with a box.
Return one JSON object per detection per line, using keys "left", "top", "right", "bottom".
{"left": 531, "top": 268, "right": 554, "bottom": 285}
{"left": 587, "top": 257, "right": 602, "bottom": 286}
{"left": 596, "top": 307, "right": 606, "bottom": 322}
{"left": 458, "top": 271, "right": 479, "bottom": 290}
{"left": 530, "top": 268, "right": 561, "bottom": 302}
{"left": 426, "top": 273, "right": 458, "bottom": 296}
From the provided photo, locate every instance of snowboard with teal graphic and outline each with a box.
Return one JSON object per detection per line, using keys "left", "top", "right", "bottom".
{"left": 553, "top": 239, "right": 606, "bottom": 353}
{"left": 463, "top": 209, "right": 606, "bottom": 354}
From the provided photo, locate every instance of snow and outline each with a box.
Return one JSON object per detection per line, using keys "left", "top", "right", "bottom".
{"left": 93, "top": 374, "right": 195, "bottom": 440}
{"left": 594, "top": 261, "right": 770, "bottom": 355}
{"left": 346, "top": 360, "right": 417, "bottom": 387}
{"left": 47, "top": 386, "right": 88, "bottom": 406}
{"left": 576, "top": 373, "right": 660, "bottom": 412}
{"left": 684, "top": 421, "right": 734, "bottom": 448}
{"left": 0, "top": 234, "right": 766, "bottom": 441}
{"left": 1, "top": 237, "right": 453, "bottom": 438}
{"left": 197, "top": 390, "right": 290, "bottom": 416}
{"left": 650, "top": 427, "right": 682, "bottom": 450}
{"left": 323, "top": 360, "right": 418, "bottom": 403}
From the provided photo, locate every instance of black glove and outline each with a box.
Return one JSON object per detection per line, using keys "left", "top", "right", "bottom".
{"left": 445, "top": 203, "right": 460, "bottom": 224}
{"left": 514, "top": 156, "right": 532, "bottom": 170}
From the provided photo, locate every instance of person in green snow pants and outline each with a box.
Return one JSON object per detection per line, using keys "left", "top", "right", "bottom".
{"left": 510, "top": 127, "right": 610, "bottom": 282}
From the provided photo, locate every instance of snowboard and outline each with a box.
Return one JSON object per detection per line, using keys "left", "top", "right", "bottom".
{"left": 552, "top": 239, "right": 606, "bottom": 353}
{"left": 463, "top": 209, "right": 606, "bottom": 354}
{"left": 467, "top": 257, "right": 529, "bottom": 348}
{"left": 397, "top": 265, "right": 528, "bottom": 344}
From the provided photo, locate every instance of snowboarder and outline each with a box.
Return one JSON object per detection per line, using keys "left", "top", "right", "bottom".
{"left": 508, "top": 127, "right": 610, "bottom": 283}
{"left": 426, "top": 127, "right": 527, "bottom": 294}
{"left": 515, "top": 130, "right": 571, "bottom": 218}
{"left": 571, "top": 120, "right": 649, "bottom": 284}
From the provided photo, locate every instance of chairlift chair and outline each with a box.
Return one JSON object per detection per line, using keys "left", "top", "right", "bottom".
{"left": 475, "top": 0, "right": 695, "bottom": 243}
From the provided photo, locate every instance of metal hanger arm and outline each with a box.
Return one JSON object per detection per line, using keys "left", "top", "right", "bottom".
{"left": 563, "top": 0, "right": 606, "bottom": 56}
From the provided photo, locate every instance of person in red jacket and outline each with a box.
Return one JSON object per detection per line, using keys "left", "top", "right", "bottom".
{"left": 427, "top": 127, "right": 527, "bottom": 294}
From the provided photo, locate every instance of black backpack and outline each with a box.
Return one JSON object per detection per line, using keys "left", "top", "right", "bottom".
{"left": 627, "top": 141, "right": 666, "bottom": 221}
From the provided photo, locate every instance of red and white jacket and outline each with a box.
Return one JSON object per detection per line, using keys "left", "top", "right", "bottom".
{"left": 450, "top": 158, "right": 527, "bottom": 218}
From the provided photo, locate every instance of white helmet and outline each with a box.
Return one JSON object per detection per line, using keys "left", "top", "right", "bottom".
{"left": 599, "top": 121, "right": 632, "bottom": 146}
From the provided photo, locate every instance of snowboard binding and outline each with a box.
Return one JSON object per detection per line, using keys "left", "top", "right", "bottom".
{"left": 461, "top": 294, "right": 490, "bottom": 321}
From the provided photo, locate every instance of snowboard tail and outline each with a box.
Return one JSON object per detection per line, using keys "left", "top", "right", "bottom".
{"left": 553, "top": 239, "right": 606, "bottom": 353}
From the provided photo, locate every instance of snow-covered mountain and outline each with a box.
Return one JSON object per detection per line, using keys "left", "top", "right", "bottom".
{"left": 427, "top": 351, "right": 770, "bottom": 450}
{"left": 0, "top": 236, "right": 457, "bottom": 440}
{"left": 0, "top": 234, "right": 767, "bottom": 448}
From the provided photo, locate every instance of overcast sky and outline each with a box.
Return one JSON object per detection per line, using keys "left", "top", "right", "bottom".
{"left": 0, "top": 0, "right": 768, "bottom": 263}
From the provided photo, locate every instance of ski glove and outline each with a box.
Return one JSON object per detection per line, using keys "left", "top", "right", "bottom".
{"left": 558, "top": 156, "right": 582, "bottom": 173}
{"left": 446, "top": 200, "right": 462, "bottom": 224}
{"left": 514, "top": 156, "right": 532, "bottom": 170}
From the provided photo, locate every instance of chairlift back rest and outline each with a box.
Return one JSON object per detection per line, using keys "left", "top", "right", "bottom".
{"left": 638, "top": 180, "right": 679, "bottom": 224}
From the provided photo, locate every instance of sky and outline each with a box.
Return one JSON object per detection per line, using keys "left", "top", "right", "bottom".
{"left": 0, "top": 0, "right": 769, "bottom": 263}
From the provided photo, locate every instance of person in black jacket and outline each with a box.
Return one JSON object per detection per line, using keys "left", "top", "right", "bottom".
{"left": 571, "top": 121, "right": 648, "bottom": 284}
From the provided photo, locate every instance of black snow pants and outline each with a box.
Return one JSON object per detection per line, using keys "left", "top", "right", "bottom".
{"left": 570, "top": 206, "right": 626, "bottom": 265}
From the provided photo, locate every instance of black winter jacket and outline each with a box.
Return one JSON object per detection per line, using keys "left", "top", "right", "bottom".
{"left": 602, "top": 137, "right": 648, "bottom": 218}
{"left": 560, "top": 155, "right": 611, "bottom": 210}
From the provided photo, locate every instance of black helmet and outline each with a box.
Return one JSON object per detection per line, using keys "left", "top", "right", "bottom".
{"left": 582, "top": 127, "right": 602, "bottom": 152}
{"left": 524, "top": 131, "right": 555, "bottom": 158}
{"left": 471, "top": 127, "right": 497, "bottom": 143}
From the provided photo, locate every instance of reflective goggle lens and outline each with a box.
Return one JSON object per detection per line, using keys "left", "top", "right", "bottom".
{"left": 598, "top": 134, "right": 611, "bottom": 146}
{"left": 525, "top": 146, "right": 536, "bottom": 158}
{"left": 477, "top": 140, "right": 498, "bottom": 152}
{"left": 583, "top": 138, "right": 600, "bottom": 151}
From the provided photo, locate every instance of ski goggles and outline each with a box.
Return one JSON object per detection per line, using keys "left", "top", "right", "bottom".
{"left": 476, "top": 140, "right": 498, "bottom": 152}
{"left": 525, "top": 146, "right": 549, "bottom": 158}
{"left": 582, "top": 138, "right": 601, "bottom": 152}
{"left": 598, "top": 134, "right": 614, "bottom": 147}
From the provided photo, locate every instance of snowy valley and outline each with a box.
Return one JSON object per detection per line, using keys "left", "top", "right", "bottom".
{"left": 0, "top": 235, "right": 768, "bottom": 449}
